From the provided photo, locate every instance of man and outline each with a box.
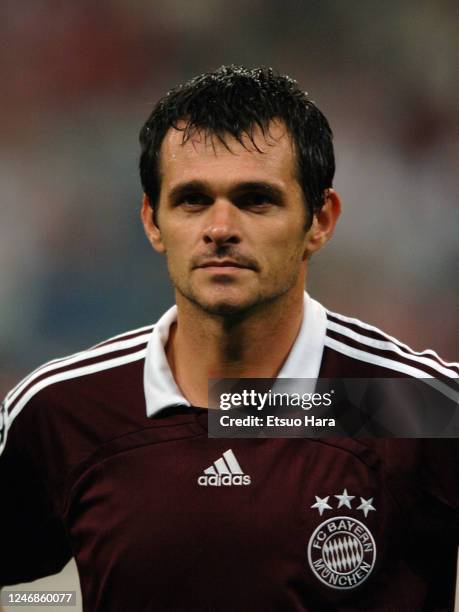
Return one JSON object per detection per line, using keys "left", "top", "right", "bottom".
{"left": 1, "top": 66, "right": 457, "bottom": 611}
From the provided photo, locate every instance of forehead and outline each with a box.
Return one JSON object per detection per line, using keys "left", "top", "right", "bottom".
{"left": 159, "top": 120, "right": 298, "bottom": 188}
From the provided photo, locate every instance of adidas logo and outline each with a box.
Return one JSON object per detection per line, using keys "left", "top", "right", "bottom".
{"left": 198, "top": 449, "right": 251, "bottom": 486}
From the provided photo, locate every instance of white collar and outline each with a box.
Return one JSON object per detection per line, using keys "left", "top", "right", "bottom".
{"left": 143, "top": 292, "right": 327, "bottom": 417}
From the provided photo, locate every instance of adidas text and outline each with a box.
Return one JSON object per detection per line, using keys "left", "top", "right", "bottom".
{"left": 198, "top": 474, "right": 251, "bottom": 487}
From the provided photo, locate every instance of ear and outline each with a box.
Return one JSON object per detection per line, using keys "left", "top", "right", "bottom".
{"left": 141, "top": 194, "right": 165, "bottom": 253}
{"left": 303, "top": 189, "right": 341, "bottom": 258}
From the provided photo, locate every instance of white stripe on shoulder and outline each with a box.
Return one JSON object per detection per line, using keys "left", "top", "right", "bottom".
{"left": 327, "top": 320, "right": 458, "bottom": 380}
{"left": 324, "top": 336, "right": 457, "bottom": 402}
{"left": 327, "top": 309, "right": 458, "bottom": 369}
{"left": 4, "top": 328, "right": 153, "bottom": 409}
{"left": 90, "top": 324, "right": 154, "bottom": 348}
{"left": 1, "top": 347, "right": 147, "bottom": 457}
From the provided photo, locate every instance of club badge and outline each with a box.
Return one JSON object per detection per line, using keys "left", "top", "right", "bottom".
{"left": 307, "top": 490, "right": 377, "bottom": 590}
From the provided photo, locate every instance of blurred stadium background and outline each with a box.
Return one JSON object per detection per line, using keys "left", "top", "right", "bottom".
{"left": 1, "top": 1, "right": 458, "bottom": 609}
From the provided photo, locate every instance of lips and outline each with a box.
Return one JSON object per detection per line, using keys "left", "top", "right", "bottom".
{"left": 199, "top": 260, "right": 250, "bottom": 269}
{"left": 192, "top": 254, "right": 258, "bottom": 272}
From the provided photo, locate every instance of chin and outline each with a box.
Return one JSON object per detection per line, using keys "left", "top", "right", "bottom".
{"left": 196, "top": 295, "right": 254, "bottom": 317}
{"left": 201, "top": 301, "right": 252, "bottom": 317}
{"left": 183, "top": 287, "right": 279, "bottom": 319}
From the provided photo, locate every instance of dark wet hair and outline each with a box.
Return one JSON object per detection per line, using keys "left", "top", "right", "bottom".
{"left": 139, "top": 65, "right": 335, "bottom": 224}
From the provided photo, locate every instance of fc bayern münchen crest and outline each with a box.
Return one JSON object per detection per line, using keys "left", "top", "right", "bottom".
{"left": 307, "top": 516, "right": 376, "bottom": 590}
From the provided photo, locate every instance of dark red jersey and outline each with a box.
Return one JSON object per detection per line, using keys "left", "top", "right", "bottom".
{"left": 1, "top": 294, "right": 458, "bottom": 611}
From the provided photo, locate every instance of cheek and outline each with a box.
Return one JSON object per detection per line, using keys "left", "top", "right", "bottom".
{"left": 264, "top": 229, "right": 307, "bottom": 262}
{"left": 159, "top": 224, "right": 180, "bottom": 253}
{"left": 161, "top": 231, "right": 190, "bottom": 273}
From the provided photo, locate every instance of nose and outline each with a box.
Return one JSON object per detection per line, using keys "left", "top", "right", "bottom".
{"left": 202, "top": 199, "right": 241, "bottom": 246}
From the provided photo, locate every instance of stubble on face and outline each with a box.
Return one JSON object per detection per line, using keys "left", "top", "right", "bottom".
{"left": 175, "top": 252, "right": 300, "bottom": 320}
{"left": 156, "top": 121, "right": 310, "bottom": 320}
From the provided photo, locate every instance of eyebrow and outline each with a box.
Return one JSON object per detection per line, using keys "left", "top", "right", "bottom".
{"left": 168, "top": 180, "right": 285, "bottom": 202}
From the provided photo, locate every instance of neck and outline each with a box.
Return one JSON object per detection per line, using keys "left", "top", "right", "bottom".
{"left": 166, "top": 288, "right": 305, "bottom": 407}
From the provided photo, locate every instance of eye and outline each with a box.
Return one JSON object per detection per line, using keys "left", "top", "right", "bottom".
{"left": 237, "top": 192, "right": 274, "bottom": 210}
{"left": 176, "top": 193, "right": 212, "bottom": 209}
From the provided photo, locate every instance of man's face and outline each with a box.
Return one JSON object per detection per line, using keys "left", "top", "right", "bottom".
{"left": 144, "top": 121, "right": 319, "bottom": 316}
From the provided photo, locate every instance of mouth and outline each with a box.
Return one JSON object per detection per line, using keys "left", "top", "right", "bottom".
{"left": 198, "top": 260, "right": 251, "bottom": 270}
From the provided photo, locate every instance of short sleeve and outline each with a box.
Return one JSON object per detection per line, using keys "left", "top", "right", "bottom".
{"left": 0, "top": 400, "right": 72, "bottom": 585}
